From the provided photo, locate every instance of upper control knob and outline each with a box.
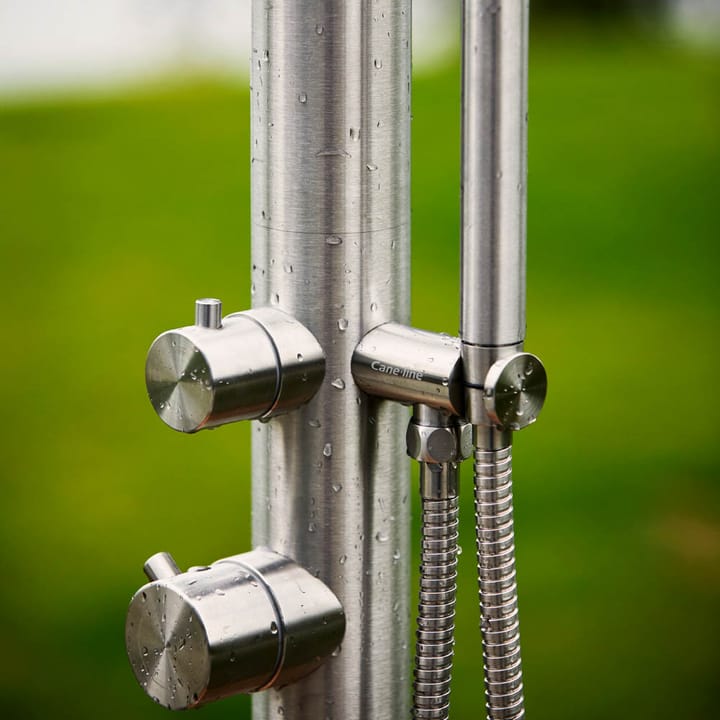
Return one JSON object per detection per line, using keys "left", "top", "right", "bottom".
{"left": 145, "top": 301, "right": 325, "bottom": 432}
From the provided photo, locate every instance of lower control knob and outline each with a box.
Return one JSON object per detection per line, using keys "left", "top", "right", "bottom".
{"left": 125, "top": 548, "right": 345, "bottom": 710}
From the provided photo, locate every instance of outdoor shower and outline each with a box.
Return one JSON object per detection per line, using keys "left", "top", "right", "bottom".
{"left": 124, "top": 2, "right": 547, "bottom": 719}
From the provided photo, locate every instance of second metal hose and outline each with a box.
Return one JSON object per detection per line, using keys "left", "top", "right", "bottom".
{"left": 474, "top": 444, "right": 525, "bottom": 720}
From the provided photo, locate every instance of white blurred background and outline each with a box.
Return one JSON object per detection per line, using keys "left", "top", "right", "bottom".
{"left": 0, "top": 0, "right": 718, "bottom": 100}
{"left": 0, "top": 0, "right": 460, "bottom": 98}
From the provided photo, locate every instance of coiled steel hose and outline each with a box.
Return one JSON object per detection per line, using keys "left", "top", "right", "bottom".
{"left": 413, "top": 493, "right": 459, "bottom": 720}
{"left": 474, "top": 445, "right": 525, "bottom": 720}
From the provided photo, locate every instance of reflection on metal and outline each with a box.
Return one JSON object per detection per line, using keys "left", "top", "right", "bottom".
{"left": 127, "top": 1, "right": 547, "bottom": 719}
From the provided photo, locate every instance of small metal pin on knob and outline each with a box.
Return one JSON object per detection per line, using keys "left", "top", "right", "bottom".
{"left": 195, "top": 298, "right": 222, "bottom": 329}
{"left": 143, "top": 551, "right": 181, "bottom": 581}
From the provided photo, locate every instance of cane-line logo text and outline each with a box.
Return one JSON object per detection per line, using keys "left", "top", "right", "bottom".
{"left": 370, "top": 361, "right": 424, "bottom": 381}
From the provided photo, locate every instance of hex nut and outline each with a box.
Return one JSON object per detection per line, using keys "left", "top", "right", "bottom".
{"left": 457, "top": 422, "right": 473, "bottom": 460}
{"left": 406, "top": 423, "right": 458, "bottom": 463}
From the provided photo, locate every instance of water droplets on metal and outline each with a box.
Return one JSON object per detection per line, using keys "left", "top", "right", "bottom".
{"left": 331, "top": 377, "right": 345, "bottom": 390}
{"left": 323, "top": 443, "right": 333, "bottom": 457}
{"left": 326, "top": 235, "right": 343, "bottom": 246}
{"left": 298, "top": 91, "right": 308, "bottom": 104}
{"left": 337, "top": 318, "right": 349, "bottom": 331}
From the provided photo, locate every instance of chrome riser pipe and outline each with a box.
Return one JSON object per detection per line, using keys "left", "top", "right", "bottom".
{"left": 461, "top": 0, "right": 528, "bottom": 351}
{"left": 250, "top": 3, "right": 412, "bottom": 719}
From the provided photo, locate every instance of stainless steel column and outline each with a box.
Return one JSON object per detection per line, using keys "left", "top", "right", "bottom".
{"left": 250, "top": 3, "right": 412, "bottom": 719}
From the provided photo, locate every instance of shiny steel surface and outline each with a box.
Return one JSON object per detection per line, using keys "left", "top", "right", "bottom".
{"left": 353, "top": 323, "right": 464, "bottom": 416}
{"left": 251, "top": 2, "right": 411, "bottom": 719}
{"left": 460, "top": 0, "right": 528, "bottom": 349}
{"left": 474, "top": 445, "right": 525, "bottom": 720}
{"left": 145, "top": 308, "right": 324, "bottom": 432}
{"left": 483, "top": 352, "right": 547, "bottom": 431}
{"left": 126, "top": 549, "right": 345, "bottom": 710}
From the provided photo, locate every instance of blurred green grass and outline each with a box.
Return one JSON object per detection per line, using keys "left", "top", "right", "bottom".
{"left": 1, "top": 24, "right": 718, "bottom": 720}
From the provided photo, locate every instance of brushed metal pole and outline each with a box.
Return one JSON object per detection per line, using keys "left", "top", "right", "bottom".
{"left": 460, "top": 3, "right": 541, "bottom": 720}
{"left": 250, "top": 3, "right": 412, "bottom": 719}
{"left": 460, "top": 0, "right": 528, "bottom": 353}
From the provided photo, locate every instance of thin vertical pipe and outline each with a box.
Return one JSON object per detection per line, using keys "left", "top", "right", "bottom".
{"left": 250, "top": 3, "right": 412, "bottom": 719}
{"left": 460, "top": 0, "right": 528, "bottom": 350}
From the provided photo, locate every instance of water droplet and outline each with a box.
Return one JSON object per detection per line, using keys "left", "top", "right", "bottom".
{"left": 229, "top": 651, "right": 236, "bottom": 663}
{"left": 370, "top": 302, "right": 378, "bottom": 312}
{"left": 250, "top": 283, "right": 256, "bottom": 296}
{"left": 323, "top": 443, "right": 333, "bottom": 457}
{"left": 331, "top": 482, "right": 343, "bottom": 493}
{"left": 374, "top": 58, "right": 383, "bottom": 69}
{"left": 271, "top": 293, "right": 280, "bottom": 305}
{"left": 392, "top": 549, "right": 401, "bottom": 561}
{"left": 308, "top": 522, "right": 317, "bottom": 533}
{"left": 349, "top": 127, "right": 360, "bottom": 141}
{"left": 215, "top": 589, "right": 225, "bottom": 596}
{"left": 261, "top": 49, "right": 269, "bottom": 62}
{"left": 309, "top": 418, "right": 321, "bottom": 428}
{"left": 337, "top": 318, "right": 348, "bottom": 331}
{"left": 283, "top": 262, "right": 293, "bottom": 273}
{"left": 142, "top": 646, "right": 149, "bottom": 657}
{"left": 316, "top": 148, "right": 351, "bottom": 158}
{"left": 315, "top": 23, "right": 324, "bottom": 35}
{"left": 375, "top": 530, "right": 389, "bottom": 543}
{"left": 298, "top": 92, "right": 308, "bottom": 104}
{"left": 297, "top": 352, "right": 304, "bottom": 362}
{"left": 326, "top": 235, "right": 343, "bottom": 246}
{"left": 331, "top": 378, "right": 345, "bottom": 390}
{"left": 270, "top": 621, "right": 278, "bottom": 635}
{"left": 339, "top": 554, "right": 347, "bottom": 565}
{"left": 366, "top": 162, "right": 378, "bottom": 172}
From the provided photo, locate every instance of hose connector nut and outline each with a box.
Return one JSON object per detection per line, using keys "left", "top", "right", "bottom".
{"left": 406, "top": 423, "right": 459, "bottom": 463}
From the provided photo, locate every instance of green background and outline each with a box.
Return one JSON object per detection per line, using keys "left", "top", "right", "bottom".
{"left": 1, "top": 21, "right": 718, "bottom": 720}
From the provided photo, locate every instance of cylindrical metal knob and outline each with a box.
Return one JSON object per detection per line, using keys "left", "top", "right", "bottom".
{"left": 125, "top": 548, "right": 345, "bottom": 710}
{"left": 483, "top": 352, "right": 547, "bottom": 431}
{"left": 145, "top": 306, "right": 325, "bottom": 432}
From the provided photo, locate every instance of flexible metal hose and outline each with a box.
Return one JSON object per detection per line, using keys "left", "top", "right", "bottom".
{"left": 474, "top": 445, "right": 525, "bottom": 720}
{"left": 413, "top": 493, "right": 459, "bottom": 720}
